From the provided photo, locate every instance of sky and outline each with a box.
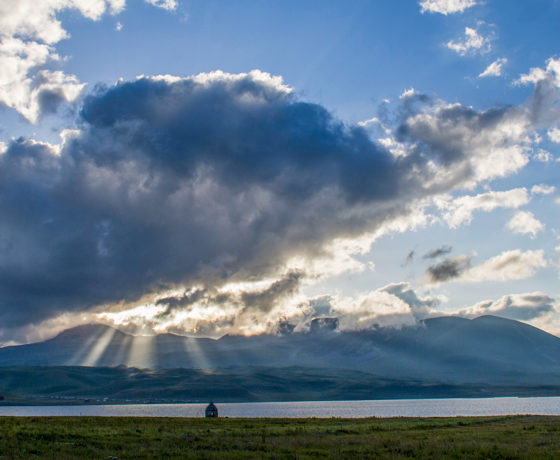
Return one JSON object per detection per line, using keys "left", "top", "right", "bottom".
{"left": 0, "top": 0, "right": 560, "bottom": 345}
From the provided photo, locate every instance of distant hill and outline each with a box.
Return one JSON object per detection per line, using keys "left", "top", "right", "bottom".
{"left": 1, "top": 315, "right": 560, "bottom": 386}
{"left": 2, "top": 366, "right": 560, "bottom": 403}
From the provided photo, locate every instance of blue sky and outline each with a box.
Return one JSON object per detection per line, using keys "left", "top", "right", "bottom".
{"left": 0, "top": 0, "right": 559, "bottom": 343}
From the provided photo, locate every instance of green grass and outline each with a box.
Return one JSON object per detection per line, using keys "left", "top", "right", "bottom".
{"left": 0, "top": 416, "right": 560, "bottom": 458}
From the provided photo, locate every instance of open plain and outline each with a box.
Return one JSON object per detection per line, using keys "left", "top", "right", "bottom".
{"left": 0, "top": 415, "right": 559, "bottom": 459}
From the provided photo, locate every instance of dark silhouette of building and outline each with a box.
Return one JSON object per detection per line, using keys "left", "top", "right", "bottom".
{"left": 205, "top": 402, "right": 218, "bottom": 418}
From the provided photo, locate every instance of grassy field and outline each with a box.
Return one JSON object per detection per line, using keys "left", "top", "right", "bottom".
{"left": 0, "top": 416, "right": 559, "bottom": 458}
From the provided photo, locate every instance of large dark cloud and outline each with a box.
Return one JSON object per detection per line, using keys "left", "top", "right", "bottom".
{"left": 0, "top": 72, "right": 533, "bottom": 332}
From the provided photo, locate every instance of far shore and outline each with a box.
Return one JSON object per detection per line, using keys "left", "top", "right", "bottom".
{"left": 3, "top": 393, "right": 560, "bottom": 407}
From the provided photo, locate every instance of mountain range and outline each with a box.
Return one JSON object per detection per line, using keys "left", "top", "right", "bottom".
{"left": 1, "top": 315, "right": 559, "bottom": 386}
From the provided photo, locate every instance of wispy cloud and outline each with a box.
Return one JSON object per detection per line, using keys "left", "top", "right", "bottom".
{"left": 436, "top": 188, "right": 530, "bottom": 228}
{"left": 403, "top": 250, "right": 416, "bottom": 266}
{"left": 531, "top": 184, "right": 555, "bottom": 195}
{"left": 446, "top": 26, "right": 492, "bottom": 56}
{"left": 423, "top": 245, "right": 453, "bottom": 259}
{"left": 532, "top": 148, "right": 553, "bottom": 162}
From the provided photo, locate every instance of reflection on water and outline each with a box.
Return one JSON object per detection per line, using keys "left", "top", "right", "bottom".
{"left": 2, "top": 397, "right": 560, "bottom": 418}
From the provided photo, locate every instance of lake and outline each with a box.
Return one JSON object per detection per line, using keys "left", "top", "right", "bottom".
{"left": 2, "top": 397, "right": 560, "bottom": 417}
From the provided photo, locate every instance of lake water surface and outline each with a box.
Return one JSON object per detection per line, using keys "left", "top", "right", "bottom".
{"left": 2, "top": 397, "right": 560, "bottom": 418}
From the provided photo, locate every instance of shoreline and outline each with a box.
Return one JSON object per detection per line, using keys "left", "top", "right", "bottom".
{"left": 2, "top": 396, "right": 560, "bottom": 418}
{"left": 2, "top": 393, "right": 560, "bottom": 407}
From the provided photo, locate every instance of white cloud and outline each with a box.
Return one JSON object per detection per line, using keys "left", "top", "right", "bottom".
{"left": 400, "top": 88, "right": 416, "bottom": 99}
{"left": 0, "top": 1, "right": 126, "bottom": 45}
{"left": 331, "top": 290, "right": 417, "bottom": 331}
{"left": 479, "top": 58, "right": 507, "bottom": 78}
{"left": 464, "top": 249, "right": 547, "bottom": 282}
{"left": 329, "top": 282, "right": 442, "bottom": 331}
{"left": 436, "top": 188, "right": 530, "bottom": 228}
{"left": 400, "top": 57, "right": 560, "bottom": 190}
{"left": 447, "top": 26, "right": 491, "bottom": 56}
{"left": 144, "top": 0, "right": 178, "bottom": 10}
{"left": 516, "top": 57, "right": 560, "bottom": 87}
{"left": 531, "top": 184, "right": 555, "bottom": 195}
{"left": 507, "top": 211, "right": 545, "bottom": 238}
{"left": 401, "top": 101, "right": 531, "bottom": 186}
{"left": 548, "top": 127, "right": 560, "bottom": 143}
{"left": 419, "top": 0, "right": 477, "bottom": 15}
{"left": 115, "top": 21, "right": 123, "bottom": 31}
{"left": 0, "top": 36, "right": 85, "bottom": 122}
{"left": 0, "top": 0, "right": 174, "bottom": 122}
{"left": 514, "top": 57, "right": 560, "bottom": 129}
